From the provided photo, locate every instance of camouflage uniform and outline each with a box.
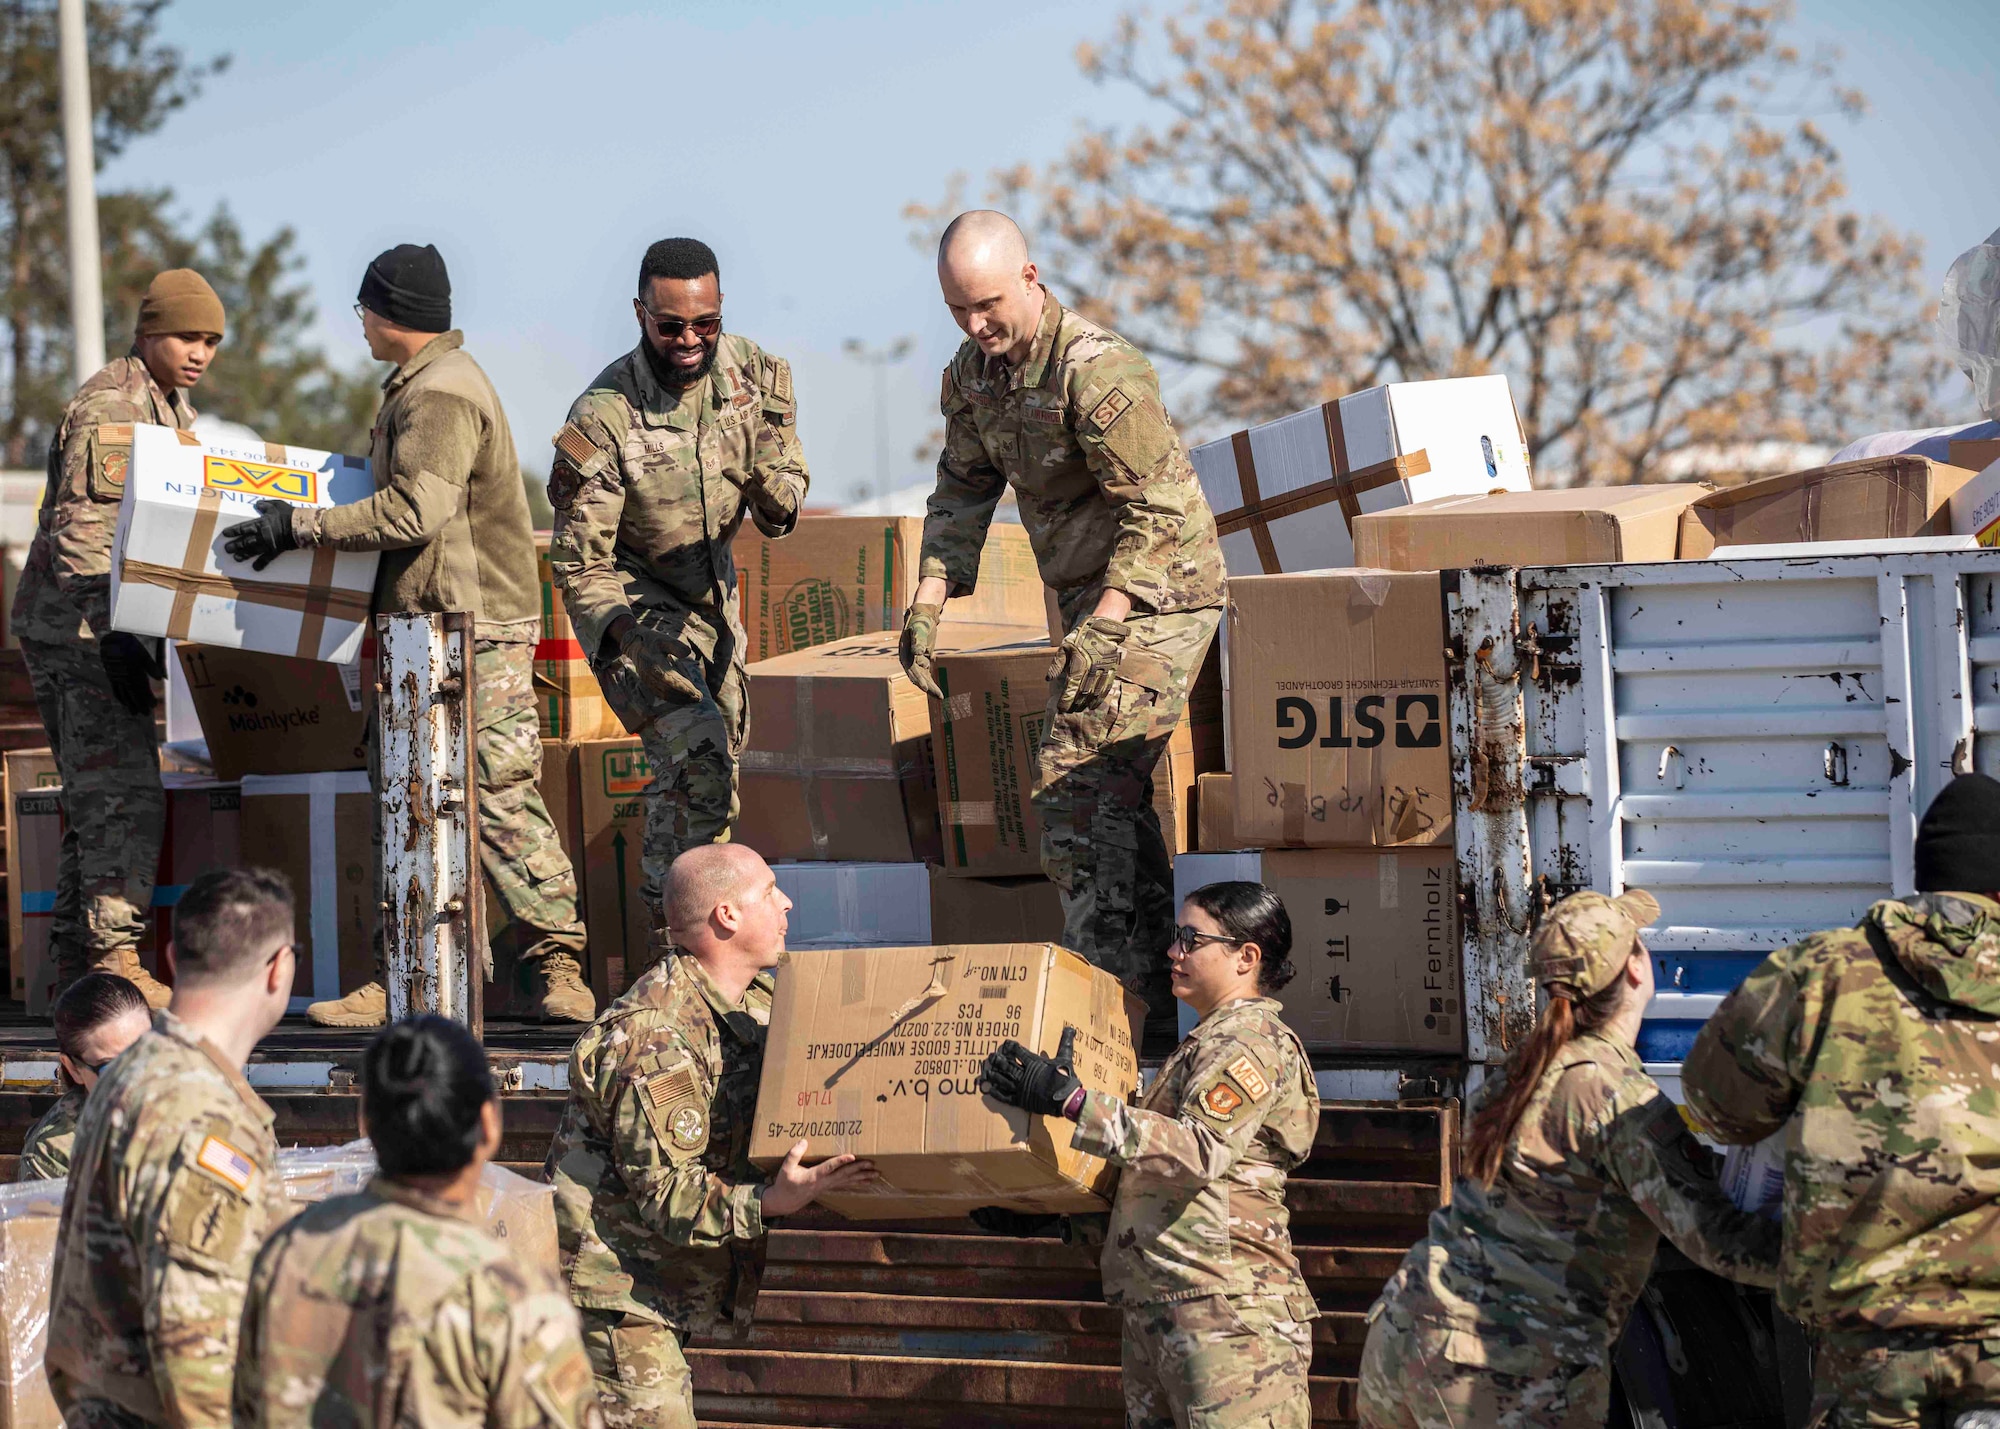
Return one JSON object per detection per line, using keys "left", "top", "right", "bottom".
{"left": 10, "top": 354, "right": 186, "bottom": 990}
{"left": 46, "top": 1009, "right": 287, "bottom": 1428}
{"left": 1067, "top": 995, "right": 1319, "bottom": 1428}
{"left": 1682, "top": 892, "right": 2000, "bottom": 1428}
{"left": 233, "top": 1176, "right": 601, "bottom": 1429}
{"left": 544, "top": 953, "right": 775, "bottom": 1428}
{"left": 1357, "top": 1034, "right": 1780, "bottom": 1428}
{"left": 921, "top": 289, "right": 1223, "bottom": 1001}
{"left": 16, "top": 1083, "right": 83, "bottom": 1181}
{"left": 549, "top": 337, "right": 807, "bottom": 946}
{"left": 294, "top": 332, "right": 585, "bottom": 985}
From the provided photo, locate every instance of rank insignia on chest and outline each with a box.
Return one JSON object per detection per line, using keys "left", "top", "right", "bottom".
{"left": 1198, "top": 1082, "right": 1244, "bottom": 1121}
{"left": 670, "top": 1105, "right": 707, "bottom": 1149}
{"left": 1087, "top": 388, "right": 1133, "bottom": 433}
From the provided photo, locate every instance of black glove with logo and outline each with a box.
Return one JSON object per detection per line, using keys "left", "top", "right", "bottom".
{"left": 99, "top": 632, "right": 166, "bottom": 716}
{"left": 969, "top": 1206, "right": 1062, "bottom": 1238}
{"left": 978, "top": 1025, "right": 1081, "bottom": 1118}
{"left": 221, "top": 499, "right": 298, "bottom": 571}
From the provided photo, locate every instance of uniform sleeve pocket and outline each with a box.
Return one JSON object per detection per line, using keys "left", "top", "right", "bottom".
{"left": 85, "top": 428, "right": 133, "bottom": 503}
{"left": 631, "top": 1056, "right": 711, "bottom": 1160}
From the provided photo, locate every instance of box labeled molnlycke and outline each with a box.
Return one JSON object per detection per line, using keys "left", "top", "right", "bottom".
{"left": 1190, "top": 375, "right": 1532, "bottom": 577}
{"left": 1228, "top": 569, "right": 1450, "bottom": 848}
{"left": 175, "top": 644, "right": 366, "bottom": 780}
{"left": 751, "top": 942, "right": 1143, "bottom": 1219}
{"left": 110, "top": 423, "right": 379, "bottom": 663}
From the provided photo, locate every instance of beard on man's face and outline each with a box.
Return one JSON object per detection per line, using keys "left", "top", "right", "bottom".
{"left": 644, "top": 331, "right": 721, "bottom": 390}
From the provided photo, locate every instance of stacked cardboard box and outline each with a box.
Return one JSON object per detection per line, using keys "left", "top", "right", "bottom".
{"left": 532, "top": 539, "right": 623, "bottom": 741}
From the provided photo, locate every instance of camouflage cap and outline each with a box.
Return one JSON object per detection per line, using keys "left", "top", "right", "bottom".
{"left": 1529, "top": 889, "right": 1661, "bottom": 997}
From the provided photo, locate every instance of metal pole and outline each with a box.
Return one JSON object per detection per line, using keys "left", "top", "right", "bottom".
{"left": 57, "top": 0, "right": 106, "bottom": 384}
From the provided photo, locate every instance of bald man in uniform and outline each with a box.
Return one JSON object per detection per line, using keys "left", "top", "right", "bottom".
{"left": 901, "top": 212, "right": 1223, "bottom": 1027}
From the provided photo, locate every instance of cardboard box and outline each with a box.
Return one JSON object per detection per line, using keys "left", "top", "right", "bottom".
{"left": 1678, "top": 457, "right": 1976, "bottom": 559}
{"left": 737, "top": 624, "right": 1039, "bottom": 864}
{"left": 174, "top": 644, "right": 366, "bottom": 780}
{"left": 1951, "top": 458, "right": 2000, "bottom": 549}
{"left": 532, "top": 540, "right": 625, "bottom": 741}
{"left": 734, "top": 517, "right": 1043, "bottom": 662}
{"left": 1228, "top": 570, "right": 1450, "bottom": 848}
{"left": 1353, "top": 484, "right": 1708, "bottom": 570}
{"left": 109, "top": 423, "right": 379, "bottom": 663}
{"left": 486, "top": 740, "right": 589, "bottom": 1016}
{"left": 1189, "top": 375, "right": 1533, "bottom": 577}
{"left": 4, "top": 750, "right": 59, "bottom": 996}
{"left": 927, "top": 867, "right": 1065, "bottom": 945}
{"left": 12, "top": 771, "right": 241, "bottom": 1013}
{"left": 1949, "top": 439, "right": 2000, "bottom": 474}
{"left": 750, "top": 942, "right": 1143, "bottom": 1218}
{"left": 238, "top": 772, "right": 374, "bottom": 1007}
{"left": 1197, "top": 771, "right": 1240, "bottom": 851}
{"left": 929, "top": 632, "right": 1207, "bottom": 875}
{"left": 576, "top": 737, "right": 650, "bottom": 999}
{"left": 776, "top": 861, "right": 933, "bottom": 949}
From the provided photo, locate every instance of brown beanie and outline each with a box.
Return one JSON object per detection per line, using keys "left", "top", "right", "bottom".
{"left": 136, "top": 269, "right": 225, "bottom": 338}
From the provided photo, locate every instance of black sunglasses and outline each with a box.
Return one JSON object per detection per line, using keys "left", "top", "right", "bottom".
{"left": 635, "top": 301, "right": 722, "bottom": 342}
{"left": 1172, "top": 925, "right": 1246, "bottom": 955}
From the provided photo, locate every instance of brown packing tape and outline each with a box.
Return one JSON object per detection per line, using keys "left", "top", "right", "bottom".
{"left": 1322, "top": 401, "right": 1361, "bottom": 528}
{"left": 1281, "top": 781, "right": 1307, "bottom": 845}
{"left": 122, "top": 559, "right": 372, "bottom": 640}
{"left": 1213, "top": 452, "right": 1433, "bottom": 538}
{"left": 1229, "top": 430, "right": 1281, "bottom": 575}
{"left": 169, "top": 487, "right": 227, "bottom": 638}
{"left": 294, "top": 546, "right": 338, "bottom": 660}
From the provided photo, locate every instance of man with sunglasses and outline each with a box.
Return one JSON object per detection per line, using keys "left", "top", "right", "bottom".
{"left": 16, "top": 971, "right": 151, "bottom": 1180}
{"left": 222, "top": 243, "right": 593, "bottom": 1030}
{"left": 548, "top": 237, "right": 809, "bottom": 963}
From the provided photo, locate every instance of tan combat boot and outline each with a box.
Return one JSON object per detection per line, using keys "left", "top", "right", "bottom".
{"left": 306, "top": 980, "right": 386, "bottom": 1028}
{"left": 530, "top": 952, "right": 596, "bottom": 1024}
{"left": 102, "top": 945, "right": 172, "bottom": 1011}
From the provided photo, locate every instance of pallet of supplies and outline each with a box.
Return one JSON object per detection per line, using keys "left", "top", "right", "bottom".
{"left": 1189, "top": 374, "right": 1533, "bottom": 577}
{"left": 108, "top": 424, "right": 378, "bottom": 664}
{"left": 752, "top": 942, "right": 1143, "bottom": 1218}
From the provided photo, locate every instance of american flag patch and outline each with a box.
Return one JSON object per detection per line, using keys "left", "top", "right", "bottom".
{"left": 553, "top": 423, "right": 598, "bottom": 469}
{"left": 643, "top": 1066, "right": 698, "bottom": 1112}
{"left": 195, "top": 1135, "right": 256, "bottom": 1194}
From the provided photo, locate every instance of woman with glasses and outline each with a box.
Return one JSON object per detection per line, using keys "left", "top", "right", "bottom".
{"left": 233, "top": 1016, "right": 599, "bottom": 1428}
{"left": 980, "top": 880, "right": 1320, "bottom": 1429}
{"left": 16, "top": 972, "right": 152, "bottom": 1181}
{"left": 1356, "top": 890, "right": 1779, "bottom": 1428}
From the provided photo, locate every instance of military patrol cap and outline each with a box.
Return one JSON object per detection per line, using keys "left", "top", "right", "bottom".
{"left": 1529, "top": 889, "right": 1661, "bottom": 998}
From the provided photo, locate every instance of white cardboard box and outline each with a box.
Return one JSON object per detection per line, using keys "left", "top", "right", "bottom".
{"left": 774, "top": 861, "right": 932, "bottom": 948}
{"left": 110, "top": 423, "right": 379, "bottom": 663}
{"left": 1189, "top": 374, "right": 1534, "bottom": 577}
{"left": 1951, "top": 458, "right": 2000, "bottom": 547}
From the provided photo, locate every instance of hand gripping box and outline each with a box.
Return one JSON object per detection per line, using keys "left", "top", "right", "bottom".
{"left": 751, "top": 942, "right": 1143, "bottom": 1219}
{"left": 109, "top": 423, "right": 379, "bottom": 664}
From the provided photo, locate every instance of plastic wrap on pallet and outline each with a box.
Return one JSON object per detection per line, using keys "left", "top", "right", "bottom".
{"left": 1942, "top": 225, "right": 2000, "bottom": 423}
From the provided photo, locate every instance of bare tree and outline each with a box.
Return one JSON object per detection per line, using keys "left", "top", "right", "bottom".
{"left": 913, "top": 0, "right": 1954, "bottom": 483}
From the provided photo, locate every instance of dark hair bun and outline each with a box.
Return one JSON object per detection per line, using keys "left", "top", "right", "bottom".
{"left": 362, "top": 1015, "right": 494, "bottom": 1178}
{"left": 1183, "top": 881, "right": 1296, "bottom": 993}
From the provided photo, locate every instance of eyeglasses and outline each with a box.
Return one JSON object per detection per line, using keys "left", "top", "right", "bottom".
{"left": 352, "top": 303, "right": 367, "bottom": 321}
{"left": 635, "top": 301, "right": 722, "bottom": 342}
{"left": 1172, "top": 925, "right": 1246, "bottom": 956}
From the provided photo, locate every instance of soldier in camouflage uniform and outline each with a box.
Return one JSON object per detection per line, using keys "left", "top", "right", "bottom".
{"left": 16, "top": 971, "right": 151, "bottom": 1180}
{"left": 223, "top": 244, "right": 591, "bottom": 1027}
{"left": 1357, "top": 890, "right": 1779, "bottom": 1428}
{"left": 544, "top": 845, "right": 870, "bottom": 1428}
{"left": 980, "top": 882, "right": 1319, "bottom": 1428}
{"left": 902, "top": 212, "right": 1222, "bottom": 1019}
{"left": 1683, "top": 772, "right": 2000, "bottom": 1427}
{"left": 548, "top": 238, "right": 808, "bottom": 955}
{"left": 235, "top": 1016, "right": 600, "bottom": 1429}
{"left": 11, "top": 270, "right": 226, "bottom": 1009}
{"left": 46, "top": 869, "right": 298, "bottom": 1429}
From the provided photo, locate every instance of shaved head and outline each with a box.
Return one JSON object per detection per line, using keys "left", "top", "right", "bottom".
{"left": 665, "top": 843, "right": 793, "bottom": 986}
{"left": 936, "top": 210, "right": 1044, "bottom": 365}
{"left": 667, "top": 844, "right": 762, "bottom": 935}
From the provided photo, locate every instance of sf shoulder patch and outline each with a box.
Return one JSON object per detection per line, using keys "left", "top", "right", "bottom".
{"left": 195, "top": 1134, "right": 257, "bottom": 1195}
{"left": 1086, "top": 388, "right": 1134, "bottom": 433}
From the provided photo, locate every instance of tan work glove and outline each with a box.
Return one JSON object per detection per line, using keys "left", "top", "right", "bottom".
{"left": 1054, "top": 617, "right": 1130, "bottom": 714}
{"left": 899, "top": 602, "right": 944, "bottom": 698}
{"left": 620, "top": 623, "right": 705, "bottom": 705}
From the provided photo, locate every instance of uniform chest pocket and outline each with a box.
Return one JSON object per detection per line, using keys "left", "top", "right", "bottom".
{"left": 631, "top": 429, "right": 698, "bottom": 482}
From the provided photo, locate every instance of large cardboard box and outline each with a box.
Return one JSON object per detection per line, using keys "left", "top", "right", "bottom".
{"left": 928, "top": 867, "right": 1065, "bottom": 944}
{"left": 737, "top": 624, "right": 1039, "bottom": 864}
{"left": 532, "top": 540, "right": 624, "bottom": 741}
{"left": 735, "top": 517, "right": 1043, "bottom": 663}
{"left": 11, "top": 772, "right": 241, "bottom": 1013}
{"left": 1354, "top": 484, "right": 1708, "bottom": 570}
{"left": 1228, "top": 570, "right": 1450, "bottom": 848}
{"left": 109, "top": 423, "right": 379, "bottom": 663}
{"left": 1678, "top": 457, "right": 1976, "bottom": 559}
{"left": 238, "top": 772, "right": 374, "bottom": 1008}
{"left": 576, "top": 737, "right": 650, "bottom": 999}
{"left": 1196, "top": 771, "right": 1240, "bottom": 851}
{"left": 1949, "top": 439, "right": 2000, "bottom": 475}
{"left": 1952, "top": 458, "right": 2000, "bottom": 549}
{"left": 174, "top": 644, "right": 366, "bottom": 780}
{"left": 1190, "top": 375, "right": 1533, "bottom": 577}
{"left": 751, "top": 942, "right": 1143, "bottom": 1218}
{"left": 776, "top": 861, "right": 933, "bottom": 949}
{"left": 930, "top": 632, "right": 1207, "bottom": 876}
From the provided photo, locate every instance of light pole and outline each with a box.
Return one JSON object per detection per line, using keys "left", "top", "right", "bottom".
{"left": 843, "top": 336, "right": 913, "bottom": 506}
{"left": 58, "top": 0, "right": 105, "bottom": 384}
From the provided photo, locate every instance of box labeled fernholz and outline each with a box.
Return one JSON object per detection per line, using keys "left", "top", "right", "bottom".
{"left": 109, "top": 423, "right": 379, "bottom": 663}
{"left": 752, "top": 942, "right": 1143, "bottom": 1219}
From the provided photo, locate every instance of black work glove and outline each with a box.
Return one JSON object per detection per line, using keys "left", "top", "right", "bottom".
{"left": 969, "top": 1206, "right": 1062, "bottom": 1238}
{"left": 221, "top": 499, "right": 298, "bottom": 571}
{"left": 979, "top": 1025, "right": 1082, "bottom": 1118}
{"left": 99, "top": 632, "right": 166, "bottom": 717}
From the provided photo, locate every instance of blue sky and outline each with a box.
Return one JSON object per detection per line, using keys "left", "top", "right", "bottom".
{"left": 104, "top": 0, "right": 2000, "bottom": 502}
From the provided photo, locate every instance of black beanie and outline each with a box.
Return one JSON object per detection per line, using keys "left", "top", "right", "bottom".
{"left": 358, "top": 243, "right": 451, "bottom": 331}
{"left": 1914, "top": 772, "right": 2000, "bottom": 893}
